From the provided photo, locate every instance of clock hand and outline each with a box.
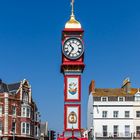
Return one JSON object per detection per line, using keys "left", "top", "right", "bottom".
{"left": 69, "top": 44, "right": 74, "bottom": 55}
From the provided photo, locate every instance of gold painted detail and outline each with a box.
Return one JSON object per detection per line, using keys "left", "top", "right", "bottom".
{"left": 68, "top": 111, "right": 77, "bottom": 124}
{"left": 65, "top": 0, "right": 82, "bottom": 29}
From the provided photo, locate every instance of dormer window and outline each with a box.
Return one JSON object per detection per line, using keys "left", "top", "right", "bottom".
{"left": 118, "top": 97, "right": 124, "bottom": 101}
{"left": 135, "top": 90, "right": 140, "bottom": 101}
{"left": 23, "top": 91, "right": 28, "bottom": 103}
{"left": 102, "top": 97, "right": 108, "bottom": 102}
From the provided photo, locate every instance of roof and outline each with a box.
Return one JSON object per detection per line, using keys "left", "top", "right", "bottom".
{"left": 0, "top": 81, "right": 20, "bottom": 94}
{"left": 92, "top": 88, "right": 138, "bottom": 97}
{"left": 8, "top": 83, "right": 20, "bottom": 92}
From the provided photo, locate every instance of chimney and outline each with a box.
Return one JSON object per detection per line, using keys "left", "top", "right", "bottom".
{"left": 89, "top": 80, "right": 95, "bottom": 94}
{"left": 122, "top": 77, "right": 131, "bottom": 94}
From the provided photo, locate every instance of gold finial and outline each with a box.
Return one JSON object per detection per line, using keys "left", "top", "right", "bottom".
{"left": 71, "top": 0, "right": 75, "bottom": 17}
{"left": 65, "top": 0, "right": 82, "bottom": 29}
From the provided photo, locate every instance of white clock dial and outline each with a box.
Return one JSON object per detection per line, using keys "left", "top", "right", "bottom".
{"left": 62, "top": 38, "right": 84, "bottom": 59}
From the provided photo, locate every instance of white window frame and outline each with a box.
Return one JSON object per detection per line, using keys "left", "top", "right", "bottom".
{"left": 0, "top": 106, "right": 2, "bottom": 117}
{"left": 103, "top": 125, "right": 108, "bottom": 137}
{"left": 136, "top": 111, "right": 140, "bottom": 118}
{"left": 102, "top": 111, "right": 107, "bottom": 118}
{"left": 23, "top": 92, "right": 29, "bottom": 103}
{"left": 21, "top": 122, "right": 30, "bottom": 135}
{"left": 113, "top": 125, "right": 118, "bottom": 137}
{"left": 21, "top": 122, "right": 26, "bottom": 134}
{"left": 12, "top": 106, "right": 16, "bottom": 116}
{"left": 113, "top": 111, "right": 119, "bottom": 118}
{"left": 125, "top": 125, "right": 130, "bottom": 137}
{"left": 102, "top": 97, "right": 108, "bottom": 102}
{"left": 125, "top": 111, "right": 130, "bottom": 118}
{"left": 118, "top": 97, "right": 124, "bottom": 101}
{"left": 27, "top": 108, "right": 30, "bottom": 118}
{"left": 0, "top": 121, "right": 2, "bottom": 134}
{"left": 21, "top": 106, "right": 31, "bottom": 118}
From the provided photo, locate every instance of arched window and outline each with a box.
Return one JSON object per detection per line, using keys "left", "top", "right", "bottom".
{"left": 23, "top": 92, "right": 28, "bottom": 102}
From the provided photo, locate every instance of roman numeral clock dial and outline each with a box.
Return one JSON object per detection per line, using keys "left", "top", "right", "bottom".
{"left": 62, "top": 38, "right": 84, "bottom": 60}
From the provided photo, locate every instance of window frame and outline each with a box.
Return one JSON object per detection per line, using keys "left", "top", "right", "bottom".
{"left": 12, "top": 106, "right": 16, "bottom": 116}
{"left": 0, "top": 106, "right": 2, "bottom": 116}
{"left": 21, "top": 122, "right": 30, "bottom": 135}
{"left": 136, "top": 111, "right": 140, "bottom": 118}
{"left": 102, "top": 111, "right": 107, "bottom": 118}
{"left": 118, "top": 97, "right": 124, "bottom": 101}
{"left": 136, "top": 126, "right": 140, "bottom": 136}
{"left": 21, "top": 106, "right": 31, "bottom": 118}
{"left": 113, "top": 111, "right": 119, "bottom": 118}
{"left": 113, "top": 125, "right": 118, "bottom": 137}
{"left": 102, "top": 97, "right": 108, "bottom": 102}
{"left": 125, "top": 125, "right": 130, "bottom": 137}
{"left": 125, "top": 111, "right": 130, "bottom": 118}
{"left": 103, "top": 125, "right": 108, "bottom": 137}
{"left": 0, "top": 121, "right": 2, "bottom": 134}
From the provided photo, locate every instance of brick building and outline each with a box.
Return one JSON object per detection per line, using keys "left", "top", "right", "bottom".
{"left": 0, "top": 79, "right": 40, "bottom": 140}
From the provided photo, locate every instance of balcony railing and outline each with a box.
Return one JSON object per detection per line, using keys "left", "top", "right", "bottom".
{"left": 95, "top": 132, "right": 140, "bottom": 138}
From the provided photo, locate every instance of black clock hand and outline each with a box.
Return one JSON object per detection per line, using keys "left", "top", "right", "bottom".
{"left": 69, "top": 44, "right": 74, "bottom": 55}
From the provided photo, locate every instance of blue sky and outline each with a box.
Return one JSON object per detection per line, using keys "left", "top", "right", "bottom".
{"left": 0, "top": 0, "right": 140, "bottom": 132}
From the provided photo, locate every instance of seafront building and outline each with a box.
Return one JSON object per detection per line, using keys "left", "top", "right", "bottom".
{"left": 87, "top": 78, "right": 140, "bottom": 140}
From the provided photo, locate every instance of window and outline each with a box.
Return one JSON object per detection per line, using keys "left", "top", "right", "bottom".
{"left": 0, "top": 121, "right": 2, "bottom": 134}
{"left": 113, "top": 125, "right": 118, "bottom": 137}
{"left": 125, "top": 125, "right": 130, "bottom": 136}
{"left": 21, "top": 106, "right": 30, "bottom": 118}
{"left": 21, "top": 123, "right": 26, "bottom": 134}
{"left": 0, "top": 106, "right": 2, "bottom": 116}
{"left": 12, "top": 106, "right": 16, "bottom": 116}
{"left": 26, "top": 123, "right": 30, "bottom": 134}
{"left": 102, "top": 97, "right": 107, "bottom": 101}
{"left": 35, "top": 126, "right": 38, "bottom": 136}
{"left": 102, "top": 111, "right": 107, "bottom": 118}
{"left": 12, "top": 122, "right": 16, "bottom": 133}
{"left": 21, "top": 122, "right": 30, "bottom": 135}
{"left": 27, "top": 108, "right": 30, "bottom": 118}
{"left": 136, "top": 126, "right": 140, "bottom": 137}
{"left": 103, "top": 125, "right": 107, "bottom": 137}
{"left": 113, "top": 111, "right": 119, "bottom": 118}
{"left": 135, "top": 96, "right": 140, "bottom": 101}
{"left": 119, "top": 97, "right": 124, "bottom": 101}
{"left": 136, "top": 111, "right": 140, "bottom": 117}
{"left": 23, "top": 92, "right": 28, "bottom": 102}
{"left": 125, "top": 111, "right": 130, "bottom": 118}
{"left": 22, "top": 107, "right": 26, "bottom": 117}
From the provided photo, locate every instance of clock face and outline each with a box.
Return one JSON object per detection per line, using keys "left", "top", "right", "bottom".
{"left": 62, "top": 38, "right": 84, "bottom": 60}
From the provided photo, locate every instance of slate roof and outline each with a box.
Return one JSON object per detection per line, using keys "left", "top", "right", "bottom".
{"left": 0, "top": 81, "right": 20, "bottom": 94}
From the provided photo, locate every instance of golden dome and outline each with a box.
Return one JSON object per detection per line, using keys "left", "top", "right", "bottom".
{"left": 65, "top": 15, "right": 82, "bottom": 29}
{"left": 65, "top": 0, "right": 82, "bottom": 29}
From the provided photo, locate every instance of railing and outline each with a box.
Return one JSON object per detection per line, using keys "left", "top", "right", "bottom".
{"left": 95, "top": 132, "right": 135, "bottom": 138}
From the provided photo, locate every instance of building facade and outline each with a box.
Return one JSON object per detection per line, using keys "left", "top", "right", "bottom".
{"left": 0, "top": 79, "right": 40, "bottom": 140}
{"left": 87, "top": 78, "right": 140, "bottom": 140}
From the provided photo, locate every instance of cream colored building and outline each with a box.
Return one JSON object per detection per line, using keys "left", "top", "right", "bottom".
{"left": 87, "top": 78, "right": 140, "bottom": 140}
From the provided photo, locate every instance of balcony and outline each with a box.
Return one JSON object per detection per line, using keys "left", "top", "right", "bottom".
{"left": 94, "top": 132, "right": 140, "bottom": 140}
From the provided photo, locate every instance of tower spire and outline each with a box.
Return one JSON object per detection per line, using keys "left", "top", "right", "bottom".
{"left": 71, "top": 0, "right": 75, "bottom": 17}
{"left": 65, "top": 0, "right": 82, "bottom": 29}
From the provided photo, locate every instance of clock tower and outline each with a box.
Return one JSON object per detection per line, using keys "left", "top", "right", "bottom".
{"left": 58, "top": 1, "right": 87, "bottom": 140}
